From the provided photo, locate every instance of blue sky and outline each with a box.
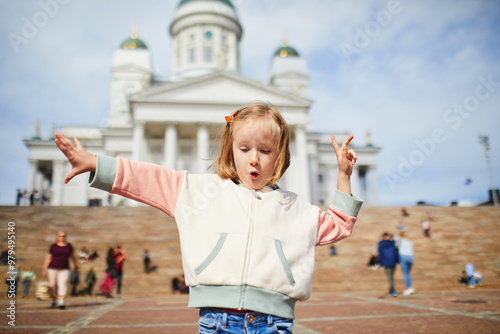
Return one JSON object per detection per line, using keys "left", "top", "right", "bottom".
{"left": 1, "top": 0, "right": 499, "bottom": 206}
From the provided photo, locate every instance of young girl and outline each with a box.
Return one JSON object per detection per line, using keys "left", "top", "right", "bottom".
{"left": 55, "top": 101, "right": 362, "bottom": 333}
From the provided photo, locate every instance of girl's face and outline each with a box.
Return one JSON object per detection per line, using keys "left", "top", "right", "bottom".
{"left": 232, "top": 118, "right": 279, "bottom": 190}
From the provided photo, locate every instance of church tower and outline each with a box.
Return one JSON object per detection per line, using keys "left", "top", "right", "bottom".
{"left": 108, "top": 23, "right": 152, "bottom": 128}
{"left": 270, "top": 36, "right": 309, "bottom": 97}
{"left": 169, "top": 0, "right": 242, "bottom": 80}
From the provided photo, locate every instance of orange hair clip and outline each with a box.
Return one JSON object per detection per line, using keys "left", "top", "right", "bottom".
{"left": 225, "top": 109, "right": 240, "bottom": 124}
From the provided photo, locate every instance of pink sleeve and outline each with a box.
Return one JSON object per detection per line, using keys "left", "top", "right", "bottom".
{"left": 316, "top": 206, "right": 357, "bottom": 246}
{"left": 111, "top": 157, "right": 185, "bottom": 217}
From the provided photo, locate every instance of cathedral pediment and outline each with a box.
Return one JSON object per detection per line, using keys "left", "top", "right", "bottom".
{"left": 129, "top": 71, "right": 311, "bottom": 107}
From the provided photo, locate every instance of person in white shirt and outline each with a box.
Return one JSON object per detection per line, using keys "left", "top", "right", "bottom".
{"left": 398, "top": 231, "right": 415, "bottom": 295}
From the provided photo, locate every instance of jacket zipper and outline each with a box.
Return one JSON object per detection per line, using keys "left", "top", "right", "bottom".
{"left": 238, "top": 190, "right": 256, "bottom": 309}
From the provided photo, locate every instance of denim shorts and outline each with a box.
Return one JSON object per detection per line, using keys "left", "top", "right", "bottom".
{"left": 198, "top": 308, "right": 293, "bottom": 334}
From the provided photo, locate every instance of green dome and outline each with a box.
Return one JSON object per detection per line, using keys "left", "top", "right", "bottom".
{"left": 178, "top": 0, "right": 234, "bottom": 9}
{"left": 120, "top": 36, "right": 148, "bottom": 50}
{"left": 120, "top": 23, "right": 148, "bottom": 50}
{"left": 274, "top": 45, "right": 300, "bottom": 58}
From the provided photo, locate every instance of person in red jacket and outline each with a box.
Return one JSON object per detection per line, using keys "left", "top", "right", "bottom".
{"left": 112, "top": 246, "right": 127, "bottom": 298}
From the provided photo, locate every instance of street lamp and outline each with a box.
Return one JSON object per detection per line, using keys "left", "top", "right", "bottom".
{"left": 478, "top": 135, "right": 499, "bottom": 206}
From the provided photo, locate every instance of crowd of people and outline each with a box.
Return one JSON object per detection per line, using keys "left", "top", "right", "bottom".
{"left": 460, "top": 263, "right": 483, "bottom": 288}
{"left": 1, "top": 231, "right": 147, "bottom": 308}
{"left": 367, "top": 207, "right": 484, "bottom": 297}
{"left": 98, "top": 246, "right": 127, "bottom": 299}
{"left": 16, "top": 189, "right": 52, "bottom": 206}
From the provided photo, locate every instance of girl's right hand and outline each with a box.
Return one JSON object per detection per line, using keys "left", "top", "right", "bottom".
{"left": 54, "top": 133, "right": 97, "bottom": 183}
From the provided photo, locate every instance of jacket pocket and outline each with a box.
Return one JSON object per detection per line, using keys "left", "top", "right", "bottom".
{"left": 194, "top": 233, "right": 227, "bottom": 275}
{"left": 274, "top": 240, "right": 296, "bottom": 287}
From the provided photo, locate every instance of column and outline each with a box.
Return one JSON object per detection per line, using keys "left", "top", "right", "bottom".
{"left": 308, "top": 155, "right": 319, "bottom": 204}
{"left": 350, "top": 165, "right": 360, "bottom": 197}
{"left": 27, "top": 160, "right": 38, "bottom": 192}
{"left": 361, "top": 170, "right": 368, "bottom": 204}
{"left": 164, "top": 123, "right": 178, "bottom": 169}
{"left": 295, "top": 125, "right": 310, "bottom": 201}
{"left": 197, "top": 124, "right": 209, "bottom": 173}
{"left": 51, "top": 160, "right": 65, "bottom": 206}
{"left": 132, "top": 121, "right": 145, "bottom": 161}
{"left": 370, "top": 165, "right": 379, "bottom": 206}
{"left": 328, "top": 166, "right": 338, "bottom": 204}
{"left": 35, "top": 169, "right": 44, "bottom": 192}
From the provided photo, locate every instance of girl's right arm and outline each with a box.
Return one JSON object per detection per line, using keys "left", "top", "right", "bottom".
{"left": 54, "top": 133, "right": 96, "bottom": 183}
{"left": 55, "top": 133, "right": 185, "bottom": 216}
{"left": 106, "top": 157, "right": 185, "bottom": 216}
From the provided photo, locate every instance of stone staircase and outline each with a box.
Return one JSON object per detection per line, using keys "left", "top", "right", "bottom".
{"left": 0, "top": 205, "right": 499, "bottom": 298}
{"left": 313, "top": 205, "right": 500, "bottom": 293}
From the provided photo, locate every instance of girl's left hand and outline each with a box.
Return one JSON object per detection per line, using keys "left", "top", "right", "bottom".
{"left": 331, "top": 135, "right": 357, "bottom": 176}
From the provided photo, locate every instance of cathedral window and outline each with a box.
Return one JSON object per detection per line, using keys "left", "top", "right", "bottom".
{"left": 189, "top": 48, "right": 195, "bottom": 64}
{"left": 204, "top": 46, "right": 212, "bottom": 63}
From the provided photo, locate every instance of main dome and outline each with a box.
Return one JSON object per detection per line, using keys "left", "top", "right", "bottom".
{"left": 178, "top": 0, "right": 234, "bottom": 9}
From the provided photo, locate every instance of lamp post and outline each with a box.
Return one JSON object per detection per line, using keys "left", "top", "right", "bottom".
{"left": 478, "top": 135, "right": 499, "bottom": 206}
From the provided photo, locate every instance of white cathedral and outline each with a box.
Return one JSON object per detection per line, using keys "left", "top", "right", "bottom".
{"left": 23, "top": 0, "right": 380, "bottom": 207}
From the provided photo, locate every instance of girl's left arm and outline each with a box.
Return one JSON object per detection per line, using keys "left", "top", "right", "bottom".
{"left": 331, "top": 135, "right": 357, "bottom": 196}
{"left": 316, "top": 191, "right": 363, "bottom": 246}
{"left": 316, "top": 135, "right": 363, "bottom": 246}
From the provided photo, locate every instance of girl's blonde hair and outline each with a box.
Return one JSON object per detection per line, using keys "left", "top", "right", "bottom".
{"left": 213, "top": 101, "right": 290, "bottom": 185}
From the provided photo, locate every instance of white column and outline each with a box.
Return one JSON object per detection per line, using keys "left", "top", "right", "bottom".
{"left": 328, "top": 166, "right": 338, "bottom": 204}
{"left": 164, "top": 123, "right": 178, "bottom": 169}
{"left": 35, "top": 169, "right": 44, "bottom": 192}
{"left": 197, "top": 124, "right": 210, "bottom": 173}
{"left": 362, "top": 170, "right": 368, "bottom": 204}
{"left": 350, "top": 165, "right": 360, "bottom": 197}
{"left": 42, "top": 178, "right": 50, "bottom": 193}
{"left": 309, "top": 155, "right": 319, "bottom": 204}
{"left": 295, "top": 125, "right": 310, "bottom": 201}
{"left": 51, "top": 160, "right": 65, "bottom": 206}
{"left": 27, "top": 160, "right": 38, "bottom": 192}
{"left": 370, "top": 165, "right": 379, "bottom": 205}
{"left": 132, "top": 121, "right": 145, "bottom": 161}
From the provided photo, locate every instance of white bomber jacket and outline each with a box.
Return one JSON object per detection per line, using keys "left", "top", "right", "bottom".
{"left": 90, "top": 156, "right": 363, "bottom": 319}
